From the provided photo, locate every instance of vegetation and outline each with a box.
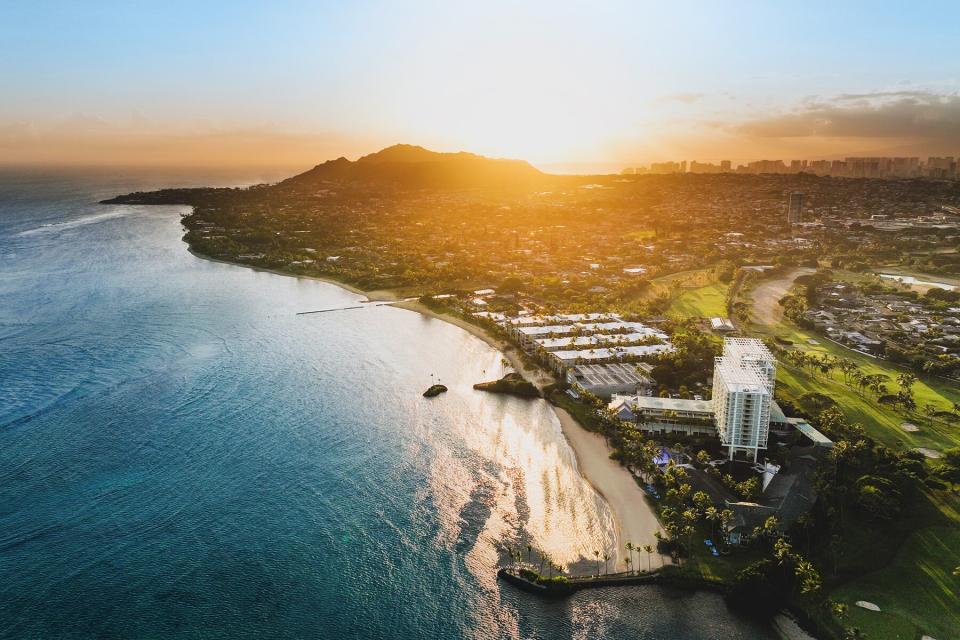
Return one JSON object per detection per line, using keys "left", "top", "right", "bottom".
{"left": 472, "top": 372, "right": 541, "bottom": 397}
{"left": 107, "top": 147, "right": 960, "bottom": 639}
{"left": 667, "top": 282, "right": 729, "bottom": 320}
{"left": 422, "top": 384, "right": 448, "bottom": 397}
{"left": 766, "top": 325, "right": 960, "bottom": 452}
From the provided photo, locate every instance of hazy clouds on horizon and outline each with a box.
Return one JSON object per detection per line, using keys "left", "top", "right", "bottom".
{"left": 3, "top": 1, "right": 959, "bottom": 168}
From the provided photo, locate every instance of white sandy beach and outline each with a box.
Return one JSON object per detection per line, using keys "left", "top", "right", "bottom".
{"left": 553, "top": 407, "right": 665, "bottom": 568}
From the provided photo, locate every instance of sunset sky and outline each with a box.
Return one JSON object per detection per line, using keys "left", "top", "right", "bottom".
{"left": 3, "top": 1, "right": 960, "bottom": 172}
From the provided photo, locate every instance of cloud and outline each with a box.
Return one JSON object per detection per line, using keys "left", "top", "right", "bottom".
{"left": 729, "top": 91, "right": 960, "bottom": 142}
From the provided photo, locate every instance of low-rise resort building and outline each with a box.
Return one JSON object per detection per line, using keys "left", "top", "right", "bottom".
{"left": 480, "top": 312, "right": 672, "bottom": 390}
{"left": 566, "top": 362, "right": 654, "bottom": 398}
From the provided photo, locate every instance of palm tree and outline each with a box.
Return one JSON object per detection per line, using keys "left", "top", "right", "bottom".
{"left": 705, "top": 506, "right": 720, "bottom": 539}
{"left": 526, "top": 544, "right": 532, "bottom": 566}
{"left": 837, "top": 358, "right": 857, "bottom": 386}
{"left": 832, "top": 602, "right": 848, "bottom": 620}
{"left": 897, "top": 372, "right": 917, "bottom": 392}
{"left": 643, "top": 544, "right": 653, "bottom": 571}
{"left": 593, "top": 550, "right": 601, "bottom": 577}
{"left": 603, "top": 552, "right": 611, "bottom": 575}
{"left": 625, "top": 542, "right": 635, "bottom": 574}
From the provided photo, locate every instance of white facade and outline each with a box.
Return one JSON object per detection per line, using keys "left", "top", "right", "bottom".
{"left": 713, "top": 338, "right": 776, "bottom": 461}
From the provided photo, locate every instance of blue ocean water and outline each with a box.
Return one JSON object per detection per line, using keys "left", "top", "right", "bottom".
{"left": 0, "top": 169, "right": 775, "bottom": 639}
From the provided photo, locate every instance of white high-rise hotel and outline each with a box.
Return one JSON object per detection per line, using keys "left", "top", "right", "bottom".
{"left": 712, "top": 338, "right": 776, "bottom": 461}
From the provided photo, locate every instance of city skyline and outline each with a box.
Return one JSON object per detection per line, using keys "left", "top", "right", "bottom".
{"left": 624, "top": 154, "right": 960, "bottom": 179}
{"left": 3, "top": 1, "right": 960, "bottom": 170}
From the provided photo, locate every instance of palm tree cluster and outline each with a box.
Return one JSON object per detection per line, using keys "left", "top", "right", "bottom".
{"left": 657, "top": 464, "right": 735, "bottom": 563}
{"left": 784, "top": 349, "right": 937, "bottom": 413}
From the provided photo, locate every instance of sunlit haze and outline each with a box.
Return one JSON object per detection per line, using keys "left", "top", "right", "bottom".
{"left": 3, "top": 1, "right": 960, "bottom": 171}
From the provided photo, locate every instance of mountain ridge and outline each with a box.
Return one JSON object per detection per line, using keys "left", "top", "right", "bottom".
{"left": 282, "top": 144, "right": 544, "bottom": 189}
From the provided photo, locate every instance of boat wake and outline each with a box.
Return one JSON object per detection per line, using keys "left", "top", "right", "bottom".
{"left": 18, "top": 209, "right": 131, "bottom": 236}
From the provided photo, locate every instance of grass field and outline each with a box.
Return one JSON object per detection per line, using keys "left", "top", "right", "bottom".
{"left": 751, "top": 316, "right": 960, "bottom": 639}
{"left": 760, "top": 325, "right": 960, "bottom": 453}
{"left": 667, "top": 282, "right": 729, "bottom": 319}
{"left": 831, "top": 526, "right": 960, "bottom": 640}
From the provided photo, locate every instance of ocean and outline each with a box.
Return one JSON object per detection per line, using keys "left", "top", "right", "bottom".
{"left": 0, "top": 169, "right": 775, "bottom": 639}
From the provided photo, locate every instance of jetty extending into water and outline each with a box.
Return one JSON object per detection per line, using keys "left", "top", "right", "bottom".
{"left": 498, "top": 566, "right": 668, "bottom": 598}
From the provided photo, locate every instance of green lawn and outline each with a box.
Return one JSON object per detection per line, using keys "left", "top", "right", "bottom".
{"left": 751, "top": 318, "right": 960, "bottom": 639}
{"left": 667, "top": 282, "right": 729, "bottom": 320}
{"left": 831, "top": 526, "right": 960, "bottom": 640}
{"left": 761, "top": 325, "right": 960, "bottom": 453}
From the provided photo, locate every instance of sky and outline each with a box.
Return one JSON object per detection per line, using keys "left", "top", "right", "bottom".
{"left": 2, "top": 0, "right": 960, "bottom": 172}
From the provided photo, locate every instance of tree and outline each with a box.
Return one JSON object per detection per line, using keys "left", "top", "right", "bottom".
{"left": 717, "top": 509, "right": 734, "bottom": 544}
{"left": 832, "top": 601, "right": 848, "bottom": 621}
{"left": 794, "top": 558, "right": 822, "bottom": 595}
{"left": 625, "top": 542, "right": 635, "bottom": 574}
{"left": 704, "top": 506, "right": 720, "bottom": 539}
{"left": 692, "top": 490, "right": 712, "bottom": 514}
{"left": 755, "top": 515, "right": 781, "bottom": 541}
{"left": 896, "top": 372, "right": 917, "bottom": 409}
{"left": 643, "top": 544, "right": 653, "bottom": 572}
{"left": 603, "top": 552, "right": 611, "bottom": 575}
{"left": 593, "top": 550, "right": 601, "bottom": 577}
{"left": 736, "top": 477, "right": 761, "bottom": 501}
{"left": 896, "top": 372, "right": 917, "bottom": 392}
{"left": 837, "top": 358, "right": 858, "bottom": 386}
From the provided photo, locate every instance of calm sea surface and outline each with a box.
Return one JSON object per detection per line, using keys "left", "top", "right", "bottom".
{"left": 0, "top": 169, "right": 775, "bottom": 639}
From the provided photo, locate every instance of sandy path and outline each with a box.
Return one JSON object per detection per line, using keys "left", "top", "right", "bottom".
{"left": 751, "top": 267, "right": 814, "bottom": 325}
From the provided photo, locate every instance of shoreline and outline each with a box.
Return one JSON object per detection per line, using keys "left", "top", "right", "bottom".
{"left": 187, "top": 247, "right": 662, "bottom": 566}
{"left": 392, "top": 300, "right": 664, "bottom": 566}
{"left": 186, "top": 248, "right": 401, "bottom": 301}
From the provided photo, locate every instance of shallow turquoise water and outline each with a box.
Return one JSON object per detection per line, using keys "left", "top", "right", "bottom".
{"left": 0, "top": 170, "right": 775, "bottom": 639}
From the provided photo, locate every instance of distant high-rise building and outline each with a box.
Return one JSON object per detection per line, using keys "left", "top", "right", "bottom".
{"left": 927, "top": 157, "right": 957, "bottom": 179}
{"left": 787, "top": 192, "right": 804, "bottom": 224}
{"left": 689, "top": 160, "right": 722, "bottom": 174}
{"left": 712, "top": 338, "right": 776, "bottom": 461}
